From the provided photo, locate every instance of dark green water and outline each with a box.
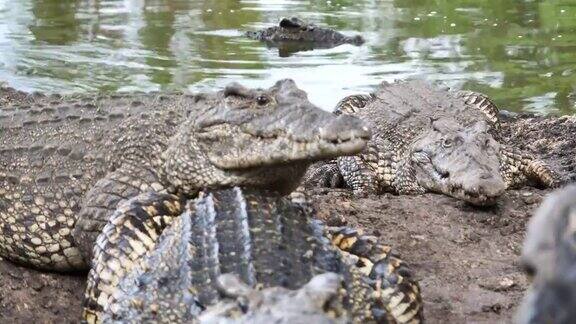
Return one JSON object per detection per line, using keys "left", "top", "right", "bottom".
{"left": 0, "top": 0, "right": 575, "bottom": 114}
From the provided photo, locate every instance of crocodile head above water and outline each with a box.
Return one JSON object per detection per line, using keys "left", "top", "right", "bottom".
{"left": 162, "top": 79, "right": 370, "bottom": 194}
{"left": 517, "top": 185, "right": 576, "bottom": 324}
{"left": 409, "top": 117, "right": 506, "bottom": 205}
{"left": 246, "top": 17, "right": 364, "bottom": 56}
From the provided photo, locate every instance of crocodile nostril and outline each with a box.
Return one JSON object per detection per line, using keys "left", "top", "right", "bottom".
{"left": 477, "top": 177, "right": 506, "bottom": 197}
{"left": 480, "top": 173, "right": 491, "bottom": 180}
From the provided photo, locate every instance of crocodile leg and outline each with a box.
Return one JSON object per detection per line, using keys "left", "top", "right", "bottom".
{"left": 83, "top": 192, "right": 185, "bottom": 323}
{"left": 303, "top": 160, "right": 345, "bottom": 188}
{"left": 302, "top": 155, "right": 378, "bottom": 194}
{"left": 326, "top": 226, "right": 423, "bottom": 324}
{"left": 302, "top": 94, "right": 375, "bottom": 191}
{"left": 500, "top": 147, "right": 560, "bottom": 189}
{"left": 337, "top": 155, "right": 379, "bottom": 195}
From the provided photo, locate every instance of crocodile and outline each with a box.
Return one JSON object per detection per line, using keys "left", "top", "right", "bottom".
{"left": 500, "top": 113, "right": 576, "bottom": 184}
{"left": 246, "top": 17, "right": 365, "bottom": 56}
{"left": 0, "top": 79, "right": 370, "bottom": 271}
{"left": 518, "top": 184, "right": 576, "bottom": 324}
{"left": 84, "top": 187, "right": 423, "bottom": 323}
{"left": 304, "top": 80, "right": 558, "bottom": 205}
{"left": 198, "top": 272, "right": 348, "bottom": 324}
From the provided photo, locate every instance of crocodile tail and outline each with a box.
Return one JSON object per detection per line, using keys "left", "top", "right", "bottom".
{"left": 326, "top": 226, "right": 424, "bottom": 323}
{"left": 302, "top": 160, "right": 345, "bottom": 189}
{"left": 500, "top": 147, "right": 561, "bottom": 189}
{"left": 455, "top": 90, "right": 501, "bottom": 131}
{"left": 334, "top": 94, "right": 375, "bottom": 115}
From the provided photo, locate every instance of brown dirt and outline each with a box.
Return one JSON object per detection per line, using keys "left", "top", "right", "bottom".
{"left": 0, "top": 260, "right": 84, "bottom": 323}
{"left": 311, "top": 187, "right": 543, "bottom": 323}
{"left": 0, "top": 189, "right": 543, "bottom": 324}
{"left": 0, "top": 114, "right": 574, "bottom": 323}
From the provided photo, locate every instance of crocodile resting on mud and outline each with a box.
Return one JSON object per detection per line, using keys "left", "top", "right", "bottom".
{"left": 246, "top": 17, "right": 364, "bottom": 56}
{"left": 304, "top": 80, "right": 559, "bottom": 205}
{"left": 518, "top": 184, "right": 576, "bottom": 324}
{"left": 0, "top": 79, "right": 369, "bottom": 271}
{"left": 85, "top": 187, "right": 423, "bottom": 323}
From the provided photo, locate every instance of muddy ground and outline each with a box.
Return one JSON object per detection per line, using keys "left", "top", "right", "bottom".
{"left": 313, "top": 187, "right": 542, "bottom": 323}
{"left": 0, "top": 188, "right": 544, "bottom": 324}
{"left": 0, "top": 114, "right": 574, "bottom": 323}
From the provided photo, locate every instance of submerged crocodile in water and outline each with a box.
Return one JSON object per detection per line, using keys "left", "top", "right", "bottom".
{"left": 518, "top": 184, "right": 576, "bottom": 324}
{"left": 84, "top": 187, "right": 423, "bottom": 323}
{"left": 304, "top": 80, "right": 558, "bottom": 205}
{"left": 0, "top": 79, "right": 369, "bottom": 271}
{"left": 246, "top": 17, "right": 365, "bottom": 56}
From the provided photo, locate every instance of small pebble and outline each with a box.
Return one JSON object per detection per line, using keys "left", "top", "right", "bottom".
{"left": 499, "top": 277, "right": 515, "bottom": 289}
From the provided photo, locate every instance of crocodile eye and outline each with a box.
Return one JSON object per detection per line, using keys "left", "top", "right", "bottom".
{"left": 442, "top": 138, "right": 453, "bottom": 148}
{"left": 256, "top": 96, "right": 270, "bottom": 106}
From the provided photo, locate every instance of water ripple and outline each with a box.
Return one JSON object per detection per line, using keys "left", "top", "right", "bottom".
{"left": 0, "top": 0, "right": 573, "bottom": 114}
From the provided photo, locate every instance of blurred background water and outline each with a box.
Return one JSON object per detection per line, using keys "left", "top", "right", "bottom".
{"left": 0, "top": 0, "right": 574, "bottom": 114}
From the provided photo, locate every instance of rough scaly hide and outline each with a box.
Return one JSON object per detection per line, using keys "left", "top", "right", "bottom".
{"left": 85, "top": 188, "right": 423, "bottom": 323}
{"left": 305, "top": 80, "right": 559, "bottom": 205}
{"left": 0, "top": 79, "right": 369, "bottom": 271}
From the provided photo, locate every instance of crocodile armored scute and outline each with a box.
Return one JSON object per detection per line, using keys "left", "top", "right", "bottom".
{"left": 304, "top": 80, "right": 559, "bottom": 205}
{"left": 246, "top": 17, "right": 364, "bottom": 55}
{"left": 0, "top": 79, "right": 370, "bottom": 271}
{"left": 85, "top": 187, "right": 423, "bottom": 323}
{"left": 517, "top": 184, "right": 576, "bottom": 324}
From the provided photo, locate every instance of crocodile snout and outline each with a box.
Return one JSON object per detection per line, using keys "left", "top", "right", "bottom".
{"left": 466, "top": 173, "right": 506, "bottom": 197}
{"left": 319, "top": 114, "right": 371, "bottom": 143}
{"left": 457, "top": 172, "right": 506, "bottom": 205}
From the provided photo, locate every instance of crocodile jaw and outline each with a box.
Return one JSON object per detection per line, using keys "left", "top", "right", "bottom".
{"left": 198, "top": 124, "right": 369, "bottom": 170}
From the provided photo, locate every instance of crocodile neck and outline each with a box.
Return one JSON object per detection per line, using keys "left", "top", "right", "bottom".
{"left": 159, "top": 120, "right": 313, "bottom": 196}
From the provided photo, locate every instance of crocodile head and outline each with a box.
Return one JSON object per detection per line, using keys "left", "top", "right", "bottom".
{"left": 517, "top": 185, "right": 576, "bottom": 324}
{"left": 199, "top": 273, "right": 347, "bottom": 323}
{"left": 163, "top": 79, "right": 370, "bottom": 194}
{"left": 246, "top": 17, "right": 364, "bottom": 56}
{"left": 409, "top": 117, "right": 506, "bottom": 205}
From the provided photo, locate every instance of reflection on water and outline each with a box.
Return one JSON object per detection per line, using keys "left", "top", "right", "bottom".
{"left": 0, "top": 0, "right": 575, "bottom": 114}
